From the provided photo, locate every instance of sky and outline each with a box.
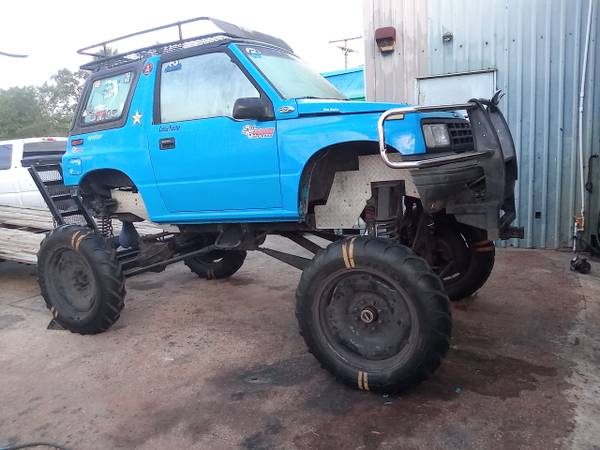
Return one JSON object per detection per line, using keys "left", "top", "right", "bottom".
{"left": 0, "top": 0, "right": 365, "bottom": 89}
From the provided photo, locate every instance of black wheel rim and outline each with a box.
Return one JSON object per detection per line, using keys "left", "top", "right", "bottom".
{"left": 316, "top": 269, "right": 419, "bottom": 368}
{"left": 46, "top": 248, "right": 96, "bottom": 318}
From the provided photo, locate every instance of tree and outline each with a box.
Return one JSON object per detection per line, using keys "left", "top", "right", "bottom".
{"left": 38, "top": 68, "right": 88, "bottom": 132}
{"left": 0, "top": 86, "right": 52, "bottom": 139}
{"left": 0, "top": 68, "right": 88, "bottom": 140}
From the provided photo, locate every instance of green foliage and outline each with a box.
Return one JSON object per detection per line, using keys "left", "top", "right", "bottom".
{"left": 93, "top": 46, "right": 119, "bottom": 59}
{"left": 0, "top": 68, "right": 88, "bottom": 140}
{"left": 0, "top": 86, "right": 49, "bottom": 138}
{"left": 38, "top": 69, "right": 88, "bottom": 132}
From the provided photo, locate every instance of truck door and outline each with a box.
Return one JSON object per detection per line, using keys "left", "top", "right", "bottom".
{"left": 147, "top": 50, "right": 282, "bottom": 213}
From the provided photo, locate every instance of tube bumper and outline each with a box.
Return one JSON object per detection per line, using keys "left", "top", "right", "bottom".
{"left": 377, "top": 93, "right": 523, "bottom": 240}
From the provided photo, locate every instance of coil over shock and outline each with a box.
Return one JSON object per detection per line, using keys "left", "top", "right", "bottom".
{"left": 98, "top": 215, "right": 114, "bottom": 238}
{"left": 363, "top": 184, "right": 402, "bottom": 240}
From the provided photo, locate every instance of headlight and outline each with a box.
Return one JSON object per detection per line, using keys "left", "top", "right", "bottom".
{"left": 422, "top": 124, "right": 451, "bottom": 148}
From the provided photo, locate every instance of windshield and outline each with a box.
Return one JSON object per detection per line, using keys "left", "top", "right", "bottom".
{"left": 239, "top": 45, "right": 347, "bottom": 101}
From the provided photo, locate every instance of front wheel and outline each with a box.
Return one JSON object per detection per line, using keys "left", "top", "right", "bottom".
{"left": 296, "top": 237, "right": 451, "bottom": 394}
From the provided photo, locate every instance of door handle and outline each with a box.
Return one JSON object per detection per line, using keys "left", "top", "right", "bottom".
{"left": 159, "top": 137, "right": 176, "bottom": 150}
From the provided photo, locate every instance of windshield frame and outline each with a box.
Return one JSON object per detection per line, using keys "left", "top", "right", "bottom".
{"left": 235, "top": 43, "right": 347, "bottom": 102}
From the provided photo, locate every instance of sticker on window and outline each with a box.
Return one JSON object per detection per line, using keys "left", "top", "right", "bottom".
{"left": 82, "top": 72, "right": 133, "bottom": 125}
{"left": 164, "top": 60, "right": 182, "bottom": 72}
{"left": 245, "top": 48, "right": 262, "bottom": 58}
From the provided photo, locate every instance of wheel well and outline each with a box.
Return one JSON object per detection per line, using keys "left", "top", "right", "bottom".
{"left": 79, "top": 169, "right": 137, "bottom": 198}
{"left": 299, "top": 141, "right": 380, "bottom": 216}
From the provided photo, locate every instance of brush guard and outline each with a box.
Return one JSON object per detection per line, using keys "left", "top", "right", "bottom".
{"left": 377, "top": 91, "right": 523, "bottom": 240}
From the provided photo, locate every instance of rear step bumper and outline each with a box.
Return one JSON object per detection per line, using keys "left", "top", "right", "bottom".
{"left": 28, "top": 163, "right": 98, "bottom": 230}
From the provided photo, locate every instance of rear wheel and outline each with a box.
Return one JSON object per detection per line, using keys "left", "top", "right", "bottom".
{"left": 416, "top": 224, "right": 495, "bottom": 301}
{"left": 184, "top": 250, "right": 247, "bottom": 280}
{"left": 37, "top": 225, "right": 125, "bottom": 334}
{"left": 296, "top": 237, "right": 451, "bottom": 393}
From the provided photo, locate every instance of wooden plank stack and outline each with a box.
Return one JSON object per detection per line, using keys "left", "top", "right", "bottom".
{"left": 0, "top": 205, "right": 162, "bottom": 265}
{"left": 0, "top": 206, "right": 48, "bottom": 264}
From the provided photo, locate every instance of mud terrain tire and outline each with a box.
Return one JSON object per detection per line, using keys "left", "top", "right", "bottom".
{"left": 37, "top": 225, "right": 125, "bottom": 334}
{"left": 296, "top": 237, "right": 451, "bottom": 394}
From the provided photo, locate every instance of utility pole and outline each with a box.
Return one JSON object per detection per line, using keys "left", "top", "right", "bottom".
{"left": 329, "top": 36, "right": 362, "bottom": 69}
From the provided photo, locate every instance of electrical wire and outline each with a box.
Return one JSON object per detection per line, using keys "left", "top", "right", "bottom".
{"left": 0, "top": 50, "right": 28, "bottom": 58}
{"left": 0, "top": 443, "right": 68, "bottom": 450}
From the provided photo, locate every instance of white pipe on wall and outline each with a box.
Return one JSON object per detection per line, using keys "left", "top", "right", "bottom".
{"left": 577, "top": 0, "right": 595, "bottom": 232}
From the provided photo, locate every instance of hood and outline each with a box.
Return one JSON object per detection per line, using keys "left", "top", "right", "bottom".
{"left": 295, "top": 99, "right": 407, "bottom": 116}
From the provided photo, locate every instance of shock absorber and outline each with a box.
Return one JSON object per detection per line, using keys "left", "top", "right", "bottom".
{"left": 375, "top": 218, "right": 400, "bottom": 240}
{"left": 98, "top": 215, "right": 114, "bottom": 238}
{"left": 364, "top": 202, "right": 377, "bottom": 236}
{"left": 369, "top": 184, "right": 402, "bottom": 240}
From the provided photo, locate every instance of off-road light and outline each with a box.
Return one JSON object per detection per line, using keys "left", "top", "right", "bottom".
{"left": 422, "top": 124, "right": 451, "bottom": 148}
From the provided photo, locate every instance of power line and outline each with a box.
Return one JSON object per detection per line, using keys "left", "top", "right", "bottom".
{"left": 0, "top": 50, "right": 28, "bottom": 58}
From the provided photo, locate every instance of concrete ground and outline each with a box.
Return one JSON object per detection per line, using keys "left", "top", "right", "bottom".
{"left": 1, "top": 238, "right": 599, "bottom": 450}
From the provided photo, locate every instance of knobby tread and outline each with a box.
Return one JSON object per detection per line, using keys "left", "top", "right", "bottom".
{"left": 37, "top": 225, "right": 126, "bottom": 335}
{"left": 295, "top": 237, "right": 451, "bottom": 394}
{"left": 444, "top": 225, "right": 496, "bottom": 301}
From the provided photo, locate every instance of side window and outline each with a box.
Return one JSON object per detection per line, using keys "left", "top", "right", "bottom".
{"left": 0, "top": 144, "right": 12, "bottom": 170}
{"left": 82, "top": 72, "right": 134, "bottom": 125}
{"left": 160, "top": 52, "right": 260, "bottom": 123}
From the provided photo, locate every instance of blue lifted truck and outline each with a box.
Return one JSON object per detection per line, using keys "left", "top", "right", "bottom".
{"left": 30, "top": 18, "right": 523, "bottom": 393}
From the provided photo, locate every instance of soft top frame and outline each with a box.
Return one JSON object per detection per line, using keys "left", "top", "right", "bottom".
{"left": 77, "top": 17, "right": 293, "bottom": 72}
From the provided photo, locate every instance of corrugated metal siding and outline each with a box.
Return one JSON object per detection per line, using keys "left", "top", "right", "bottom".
{"left": 364, "top": 0, "right": 600, "bottom": 248}
{"left": 363, "top": 0, "right": 427, "bottom": 104}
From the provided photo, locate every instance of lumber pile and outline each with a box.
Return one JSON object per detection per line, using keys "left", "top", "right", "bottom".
{"left": 0, "top": 227, "right": 44, "bottom": 264}
{"left": 0, "top": 205, "right": 163, "bottom": 265}
{"left": 0, "top": 205, "right": 53, "bottom": 231}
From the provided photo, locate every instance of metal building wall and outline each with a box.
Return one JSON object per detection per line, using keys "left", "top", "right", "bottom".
{"left": 363, "top": 0, "right": 600, "bottom": 248}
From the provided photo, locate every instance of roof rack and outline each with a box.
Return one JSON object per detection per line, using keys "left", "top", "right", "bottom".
{"left": 77, "top": 17, "right": 293, "bottom": 71}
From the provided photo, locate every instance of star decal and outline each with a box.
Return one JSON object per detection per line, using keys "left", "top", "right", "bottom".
{"left": 132, "top": 111, "right": 142, "bottom": 125}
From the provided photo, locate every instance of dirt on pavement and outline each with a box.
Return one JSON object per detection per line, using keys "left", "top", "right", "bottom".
{"left": 1, "top": 239, "right": 599, "bottom": 450}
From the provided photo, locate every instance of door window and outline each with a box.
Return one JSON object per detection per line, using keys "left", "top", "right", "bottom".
{"left": 82, "top": 72, "right": 134, "bottom": 125}
{"left": 160, "top": 52, "right": 260, "bottom": 123}
{"left": 0, "top": 144, "right": 12, "bottom": 170}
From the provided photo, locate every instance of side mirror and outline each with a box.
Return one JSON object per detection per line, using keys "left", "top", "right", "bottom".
{"left": 233, "top": 97, "right": 274, "bottom": 121}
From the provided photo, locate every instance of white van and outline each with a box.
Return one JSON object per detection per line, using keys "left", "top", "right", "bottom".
{"left": 0, "top": 137, "right": 67, "bottom": 208}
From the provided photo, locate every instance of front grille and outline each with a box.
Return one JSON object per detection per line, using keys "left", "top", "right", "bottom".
{"left": 447, "top": 121, "right": 473, "bottom": 151}
{"left": 422, "top": 118, "right": 474, "bottom": 153}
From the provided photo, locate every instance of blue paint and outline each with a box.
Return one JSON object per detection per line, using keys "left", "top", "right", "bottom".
{"left": 63, "top": 43, "right": 453, "bottom": 225}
